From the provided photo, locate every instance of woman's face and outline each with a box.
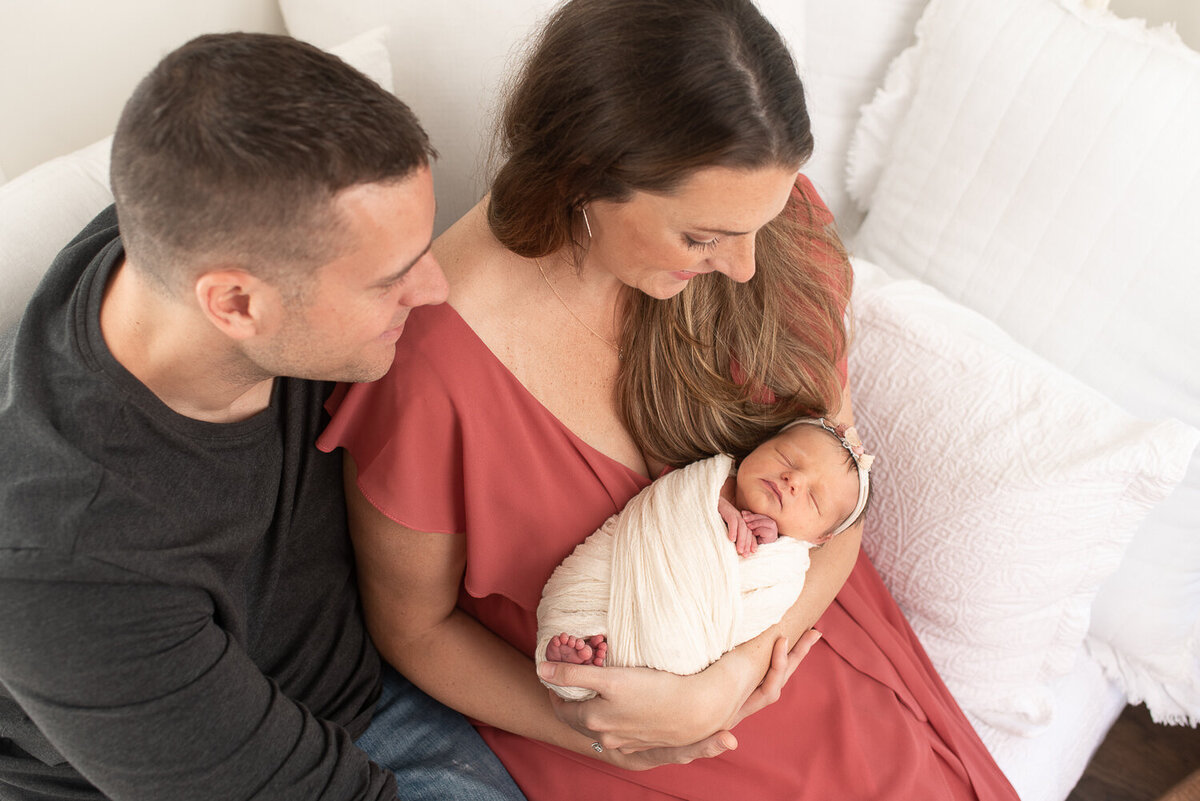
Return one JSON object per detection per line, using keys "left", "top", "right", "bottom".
{"left": 585, "top": 164, "right": 799, "bottom": 299}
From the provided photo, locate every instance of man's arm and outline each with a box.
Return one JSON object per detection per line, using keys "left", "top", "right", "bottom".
{"left": 0, "top": 563, "right": 393, "bottom": 801}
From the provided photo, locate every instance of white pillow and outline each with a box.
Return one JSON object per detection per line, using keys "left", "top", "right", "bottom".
{"left": 0, "top": 137, "right": 113, "bottom": 333}
{"left": 848, "top": 257, "right": 1197, "bottom": 735}
{"left": 798, "top": 0, "right": 928, "bottom": 242}
{"left": 326, "top": 26, "right": 394, "bottom": 92}
{"left": 847, "top": 0, "right": 1200, "bottom": 724}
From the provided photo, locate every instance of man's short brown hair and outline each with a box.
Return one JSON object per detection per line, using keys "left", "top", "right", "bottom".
{"left": 110, "top": 33, "right": 435, "bottom": 295}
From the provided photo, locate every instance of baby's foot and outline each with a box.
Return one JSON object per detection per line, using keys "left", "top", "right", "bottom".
{"left": 545, "top": 633, "right": 608, "bottom": 666}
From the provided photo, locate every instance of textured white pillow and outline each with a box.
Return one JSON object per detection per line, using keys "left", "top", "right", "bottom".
{"left": 847, "top": 0, "right": 1200, "bottom": 724}
{"left": 849, "top": 258, "right": 1198, "bottom": 735}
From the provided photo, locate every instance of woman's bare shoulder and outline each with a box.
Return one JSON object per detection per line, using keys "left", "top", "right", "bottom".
{"left": 434, "top": 200, "right": 542, "bottom": 348}
{"left": 436, "top": 203, "right": 526, "bottom": 312}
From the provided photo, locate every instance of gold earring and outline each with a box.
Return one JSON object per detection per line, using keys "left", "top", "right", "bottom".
{"left": 581, "top": 206, "right": 593, "bottom": 240}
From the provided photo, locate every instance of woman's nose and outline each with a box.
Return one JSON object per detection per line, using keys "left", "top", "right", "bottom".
{"left": 714, "top": 236, "right": 756, "bottom": 283}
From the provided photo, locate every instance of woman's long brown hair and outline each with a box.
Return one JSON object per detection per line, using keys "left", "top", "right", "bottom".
{"left": 488, "top": 0, "right": 852, "bottom": 466}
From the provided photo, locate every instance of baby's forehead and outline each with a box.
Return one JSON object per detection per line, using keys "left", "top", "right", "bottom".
{"left": 771, "top": 423, "right": 845, "bottom": 454}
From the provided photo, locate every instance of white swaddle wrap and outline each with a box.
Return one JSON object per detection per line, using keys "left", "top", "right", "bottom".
{"left": 535, "top": 454, "right": 814, "bottom": 701}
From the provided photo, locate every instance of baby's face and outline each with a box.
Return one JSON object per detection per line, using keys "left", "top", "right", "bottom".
{"left": 735, "top": 425, "right": 860, "bottom": 543}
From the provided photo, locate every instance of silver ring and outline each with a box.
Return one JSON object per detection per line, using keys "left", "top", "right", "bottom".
{"left": 590, "top": 741, "right": 604, "bottom": 754}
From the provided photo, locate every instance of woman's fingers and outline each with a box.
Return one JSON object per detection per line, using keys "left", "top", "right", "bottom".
{"left": 538, "top": 634, "right": 824, "bottom": 752}
{"left": 612, "top": 731, "right": 739, "bottom": 770}
{"left": 540, "top": 661, "right": 611, "bottom": 737}
{"left": 538, "top": 659, "right": 611, "bottom": 694}
{"left": 726, "top": 630, "right": 820, "bottom": 728}
{"left": 541, "top": 661, "right": 731, "bottom": 750}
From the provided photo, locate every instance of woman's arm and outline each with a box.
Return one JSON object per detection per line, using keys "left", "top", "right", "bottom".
{"left": 540, "top": 384, "right": 860, "bottom": 750}
{"left": 343, "top": 454, "right": 735, "bottom": 769}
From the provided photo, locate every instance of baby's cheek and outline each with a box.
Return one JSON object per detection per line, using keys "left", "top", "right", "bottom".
{"left": 733, "top": 478, "right": 750, "bottom": 511}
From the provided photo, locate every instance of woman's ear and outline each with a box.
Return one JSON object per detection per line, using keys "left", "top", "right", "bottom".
{"left": 194, "top": 269, "right": 281, "bottom": 341}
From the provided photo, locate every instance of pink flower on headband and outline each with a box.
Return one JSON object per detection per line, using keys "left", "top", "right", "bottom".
{"left": 830, "top": 422, "right": 874, "bottom": 472}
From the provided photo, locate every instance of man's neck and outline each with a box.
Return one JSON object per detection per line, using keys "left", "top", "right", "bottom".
{"left": 99, "top": 258, "right": 275, "bottom": 423}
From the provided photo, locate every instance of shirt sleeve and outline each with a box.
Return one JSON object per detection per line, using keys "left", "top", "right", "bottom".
{"left": 0, "top": 556, "right": 395, "bottom": 801}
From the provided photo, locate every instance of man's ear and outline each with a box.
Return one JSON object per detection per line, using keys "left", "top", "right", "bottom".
{"left": 194, "top": 269, "right": 280, "bottom": 341}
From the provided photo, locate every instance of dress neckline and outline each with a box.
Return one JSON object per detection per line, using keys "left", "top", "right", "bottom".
{"left": 434, "top": 302, "right": 654, "bottom": 488}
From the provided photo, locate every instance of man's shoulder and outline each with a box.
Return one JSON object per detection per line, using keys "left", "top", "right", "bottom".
{"left": 0, "top": 209, "right": 125, "bottom": 557}
{"left": 0, "top": 384, "right": 105, "bottom": 556}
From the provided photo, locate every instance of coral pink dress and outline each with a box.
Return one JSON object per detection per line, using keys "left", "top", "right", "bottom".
{"left": 317, "top": 184, "right": 1019, "bottom": 801}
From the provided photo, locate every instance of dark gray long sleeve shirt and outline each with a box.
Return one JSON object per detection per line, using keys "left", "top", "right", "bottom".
{"left": 0, "top": 207, "right": 394, "bottom": 800}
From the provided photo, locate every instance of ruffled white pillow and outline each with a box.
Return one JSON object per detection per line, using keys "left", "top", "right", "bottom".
{"left": 847, "top": 0, "right": 1200, "bottom": 724}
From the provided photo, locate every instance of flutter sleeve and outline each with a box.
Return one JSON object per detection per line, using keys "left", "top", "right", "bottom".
{"left": 318, "top": 324, "right": 466, "bottom": 536}
{"left": 318, "top": 303, "right": 646, "bottom": 620}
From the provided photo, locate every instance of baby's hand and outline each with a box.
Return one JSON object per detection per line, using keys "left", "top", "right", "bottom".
{"left": 742, "top": 511, "right": 779, "bottom": 545}
{"left": 718, "top": 496, "right": 757, "bottom": 555}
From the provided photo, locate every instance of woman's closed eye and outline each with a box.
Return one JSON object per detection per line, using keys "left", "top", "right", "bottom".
{"left": 684, "top": 234, "right": 720, "bottom": 251}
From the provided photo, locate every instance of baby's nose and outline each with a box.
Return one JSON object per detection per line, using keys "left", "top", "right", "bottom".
{"left": 781, "top": 470, "right": 800, "bottom": 493}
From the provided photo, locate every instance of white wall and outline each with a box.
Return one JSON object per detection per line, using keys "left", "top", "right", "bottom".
{"left": 1109, "top": 0, "right": 1200, "bottom": 48}
{"left": 0, "top": 0, "right": 286, "bottom": 182}
{"left": 0, "top": 0, "right": 1195, "bottom": 185}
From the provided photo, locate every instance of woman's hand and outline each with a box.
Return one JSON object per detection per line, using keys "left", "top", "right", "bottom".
{"left": 722, "top": 630, "right": 818, "bottom": 729}
{"left": 539, "top": 629, "right": 820, "bottom": 752}
{"left": 598, "top": 730, "right": 740, "bottom": 771}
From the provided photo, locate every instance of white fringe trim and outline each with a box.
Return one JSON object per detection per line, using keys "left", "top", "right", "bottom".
{"left": 1085, "top": 637, "right": 1200, "bottom": 727}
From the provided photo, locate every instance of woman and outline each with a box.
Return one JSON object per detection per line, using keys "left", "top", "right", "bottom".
{"left": 317, "top": 0, "right": 1019, "bottom": 798}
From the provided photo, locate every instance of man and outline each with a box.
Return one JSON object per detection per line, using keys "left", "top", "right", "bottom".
{"left": 0, "top": 33, "right": 524, "bottom": 801}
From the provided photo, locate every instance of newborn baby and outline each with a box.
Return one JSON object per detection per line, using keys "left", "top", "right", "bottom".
{"left": 537, "top": 418, "right": 873, "bottom": 694}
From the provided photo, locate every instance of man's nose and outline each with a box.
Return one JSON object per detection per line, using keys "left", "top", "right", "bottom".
{"left": 401, "top": 252, "right": 449, "bottom": 308}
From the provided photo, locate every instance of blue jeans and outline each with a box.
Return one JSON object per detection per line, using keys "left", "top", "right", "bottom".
{"left": 355, "top": 666, "right": 526, "bottom": 801}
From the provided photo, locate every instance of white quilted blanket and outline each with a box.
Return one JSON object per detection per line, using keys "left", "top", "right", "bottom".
{"left": 535, "top": 454, "right": 814, "bottom": 701}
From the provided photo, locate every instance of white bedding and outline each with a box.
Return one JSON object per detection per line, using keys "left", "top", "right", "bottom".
{"left": 970, "top": 652, "right": 1126, "bottom": 801}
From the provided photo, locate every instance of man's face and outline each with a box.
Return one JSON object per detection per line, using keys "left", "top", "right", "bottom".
{"left": 256, "top": 167, "right": 447, "bottom": 383}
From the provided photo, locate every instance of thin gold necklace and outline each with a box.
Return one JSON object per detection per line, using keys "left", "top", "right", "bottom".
{"left": 535, "top": 258, "right": 623, "bottom": 360}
